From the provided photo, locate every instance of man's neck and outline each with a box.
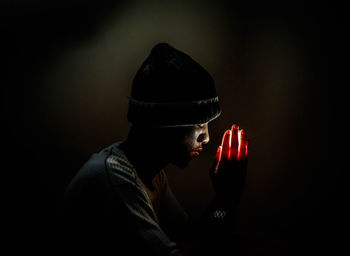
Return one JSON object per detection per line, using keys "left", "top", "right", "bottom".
{"left": 118, "top": 140, "right": 169, "bottom": 190}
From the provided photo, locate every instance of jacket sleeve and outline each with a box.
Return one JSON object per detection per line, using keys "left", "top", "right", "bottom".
{"left": 106, "top": 160, "right": 183, "bottom": 256}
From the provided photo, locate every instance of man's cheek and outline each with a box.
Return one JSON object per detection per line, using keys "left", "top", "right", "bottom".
{"left": 183, "top": 135, "right": 196, "bottom": 150}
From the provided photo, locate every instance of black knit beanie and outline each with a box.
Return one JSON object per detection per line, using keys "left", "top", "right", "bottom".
{"left": 127, "top": 43, "right": 221, "bottom": 127}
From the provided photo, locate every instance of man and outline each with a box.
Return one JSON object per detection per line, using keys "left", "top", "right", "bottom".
{"left": 62, "top": 43, "right": 249, "bottom": 255}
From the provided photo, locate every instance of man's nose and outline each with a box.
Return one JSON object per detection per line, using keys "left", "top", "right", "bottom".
{"left": 197, "top": 130, "right": 210, "bottom": 145}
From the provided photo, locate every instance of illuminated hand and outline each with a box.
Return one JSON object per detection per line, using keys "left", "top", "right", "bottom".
{"left": 214, "top": 124, "right": 249, "bottom": 170}
{"left": 210, "top": 124, "right": 249, "bottom": 210}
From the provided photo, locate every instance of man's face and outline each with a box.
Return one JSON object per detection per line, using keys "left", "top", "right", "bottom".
{"left": 167, "top": 123, "right": 210, "bottom": 168}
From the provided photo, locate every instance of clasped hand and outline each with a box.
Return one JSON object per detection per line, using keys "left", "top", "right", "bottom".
{"left": 210, "top": 124, "right": 249, "bottom": 210}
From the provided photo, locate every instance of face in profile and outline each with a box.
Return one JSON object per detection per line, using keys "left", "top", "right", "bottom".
{"left": 166, "top": 123, "right": 210, "bottom": 168}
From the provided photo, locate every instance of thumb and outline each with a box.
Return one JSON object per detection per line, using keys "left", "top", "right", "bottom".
{"left": 209, "top": 146, "right": 222, "bottom": 176}
{"left": 213, "top": 146, "right": 222, "bottom": 173}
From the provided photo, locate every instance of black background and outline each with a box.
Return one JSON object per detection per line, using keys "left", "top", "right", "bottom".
{"left": 1, "top": 0, "right": 346, "bottom": 254}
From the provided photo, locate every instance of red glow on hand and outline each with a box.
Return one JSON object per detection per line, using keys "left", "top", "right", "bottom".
{"left": 216, "top": 124, "right": 249, "bottom": 170}
{"left": 230, "top": 124, "right": 239, "bottom": 160}
{"left": 237, "top": 129, "right": 247, "bottom": 160}
{"left": 214, "top": 145, "right": 222, "bottom": 172}
{"left": 221, "top": 130, "right": 231, "bottom": 161}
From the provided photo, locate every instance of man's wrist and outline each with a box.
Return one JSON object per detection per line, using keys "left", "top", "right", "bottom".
{"left": 212, "top": 194, "right": 240, "bottom": 211}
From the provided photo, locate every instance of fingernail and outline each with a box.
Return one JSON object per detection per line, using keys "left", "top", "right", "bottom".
{"left": 231, "top": 124, "right": 239, "bottom": 130}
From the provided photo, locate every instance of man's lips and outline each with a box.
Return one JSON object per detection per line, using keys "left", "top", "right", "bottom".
{"left": 190, "top": 148, "right": 202, "bottom": 158}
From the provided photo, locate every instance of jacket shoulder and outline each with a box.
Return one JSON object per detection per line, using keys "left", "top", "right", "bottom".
{"left": 105, "top": 155, "right": 137, "bottom": 186}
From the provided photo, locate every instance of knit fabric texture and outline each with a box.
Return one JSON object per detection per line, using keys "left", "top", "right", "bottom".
{"left": 127, "top": 43, "right": 221, "bottom": 127}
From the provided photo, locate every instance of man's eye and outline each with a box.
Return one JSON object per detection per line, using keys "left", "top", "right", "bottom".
{"left": 197, "top": 124, "right": 204, "bottom": 128}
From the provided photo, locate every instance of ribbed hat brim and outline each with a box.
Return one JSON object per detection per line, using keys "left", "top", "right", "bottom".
{"left": 127, "top": 96, "right": 221, "bottom": 127}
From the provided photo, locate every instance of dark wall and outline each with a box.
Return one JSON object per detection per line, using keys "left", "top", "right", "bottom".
{"left": 2, "top": 0, "right": 345, "bottom": 254}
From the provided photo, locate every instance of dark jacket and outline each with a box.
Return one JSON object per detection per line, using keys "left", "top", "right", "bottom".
{"left": 62, "top": 142, "right": 184, "bottom": 255}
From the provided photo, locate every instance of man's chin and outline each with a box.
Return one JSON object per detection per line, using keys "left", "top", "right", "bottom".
{"left": 171, "top": 158, "right": 191, "bottom": 168}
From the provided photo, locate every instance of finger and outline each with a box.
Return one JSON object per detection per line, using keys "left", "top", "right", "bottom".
{"left": 230, "top": 124, "right": 239, "bottom": 160}
{"left": 244, "top": 138, "right": 249, "bottom": 159}
{"left": 221, "top": 130, "right": 232, "bottom": 161}
{"left": 238, "top": 129, "right": 246, "bottom": 160}
{"left": 214, "top": 146, "right": 222, "bottom": 173}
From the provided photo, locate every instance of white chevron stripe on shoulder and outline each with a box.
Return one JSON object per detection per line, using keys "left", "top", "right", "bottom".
{"left": 106, "top": 155, "right": 135, "bottom": 178}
